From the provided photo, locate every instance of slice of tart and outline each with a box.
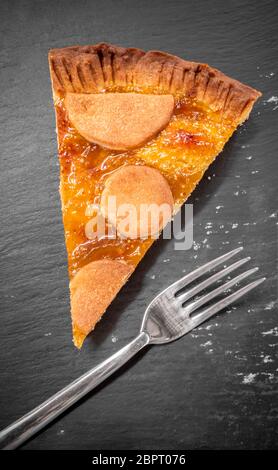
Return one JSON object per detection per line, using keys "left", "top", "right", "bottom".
{"left": 48, "top": 43, "right": 261, "bottom": 348}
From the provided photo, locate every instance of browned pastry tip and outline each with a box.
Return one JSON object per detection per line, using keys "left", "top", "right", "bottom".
{"left": 70, "top": 259, "right": 133, "bottom": 348}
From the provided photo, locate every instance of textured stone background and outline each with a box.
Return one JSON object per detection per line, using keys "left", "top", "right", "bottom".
{"left": 0, "top": 0, "right": 277, "bottom": 449}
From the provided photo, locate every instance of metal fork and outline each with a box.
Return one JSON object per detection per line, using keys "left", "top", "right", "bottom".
{"left": 0, "top": 247, "right": 265, "bottom": 450}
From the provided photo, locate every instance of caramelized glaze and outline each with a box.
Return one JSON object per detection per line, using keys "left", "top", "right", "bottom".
{"left": 56, "top": 97, "right": 235, "bottom": 279}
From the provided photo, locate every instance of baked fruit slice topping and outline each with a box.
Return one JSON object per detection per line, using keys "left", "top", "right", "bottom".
{"left": 65, "top": 92, "right": 174, "bottom": 149}
{"left": 48, "top": 43, "right": 261, "bottom": 348}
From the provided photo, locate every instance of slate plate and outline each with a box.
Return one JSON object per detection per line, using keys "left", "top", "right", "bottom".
{"left": 0, "top": 0, "right": 277, "bottom": 450}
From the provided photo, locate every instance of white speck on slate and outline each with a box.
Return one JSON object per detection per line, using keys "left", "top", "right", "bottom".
{"left": 242, "top": 373, "right": 257, "bottom": 384}
{"left": 262, "top": 327, "right": 278, "bottom": 337}
{"left": 260, "top": 354, "right": 273, "bottom": 363}
{"left": 261, "top": 372, "right": 275, "bottom": 382}
{"left": 265, "top": 95, "right": 278, "bottom": 110}
{"left": 267, "top": 94, "right": 278, "bottom": 101}
{"left": 206, "top": 349, "right": 214, "bottom": 354}
{"left": 111, "top": 335, "right": 118, "bottom": 343}
{"left": 264, "top": 301, "right": 275, "bottom": 311}
{"left": 201, "top": 340, "right": 212, "bottom": 348}
{"left": 260, "top": 72, "right": 275, "bottom": 79}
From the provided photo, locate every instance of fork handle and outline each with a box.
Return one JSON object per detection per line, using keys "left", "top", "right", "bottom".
{"left": 0, "top": 331, "right": 150, "bottom": 450}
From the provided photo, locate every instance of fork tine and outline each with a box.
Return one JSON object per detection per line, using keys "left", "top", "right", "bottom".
{"left": 177, "top": 256, "right": 251, "bottom": 304}
{"left": 167, "top": 247, "right": 244, "bottom": 295}
{"left": 184, "top": 267, "right": 259, "bottom": 315}
{"left": 190, "top": 277, "right": 266, "bottom": 329}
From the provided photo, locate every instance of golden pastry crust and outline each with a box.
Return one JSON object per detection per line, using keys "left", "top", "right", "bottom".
{"left": 49, "top": 42, "right": 261, "bottom": 124}
{"left": 65, "top": 92, "right": 174, "bottom": 150}
{"left": 100, "top": 165, "right": 174, "bottom": 238}
{"left": 70, "top": 259, "right": 133, "bottom": 348}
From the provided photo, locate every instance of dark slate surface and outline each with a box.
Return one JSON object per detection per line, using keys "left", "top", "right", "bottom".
{"left": 0, "top": 0, "right": 277, "bottom": 450}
